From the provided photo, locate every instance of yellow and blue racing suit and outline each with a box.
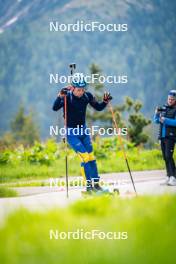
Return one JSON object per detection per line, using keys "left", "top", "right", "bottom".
{"left": 53, "top": 91, "right": 108, "bottom": 184}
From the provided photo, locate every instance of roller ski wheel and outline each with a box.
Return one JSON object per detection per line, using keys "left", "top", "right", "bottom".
{"left": 93, "top": 184, "right": 120, "bottom": 196}
{"left": 81, "top": 190, "right": 94, "bottom": 196}
{"left": 81, "top": 187, "right": 120, "bottom": 197}
{"left": 113, "top": 188, "right": 120, "bottom": 195}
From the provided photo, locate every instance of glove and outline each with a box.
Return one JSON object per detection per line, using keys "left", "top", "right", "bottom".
{"left": 58, "top": 87, "right": 71, "bottom": 97}
{"left": 60, "top": 87, "right": 69, "bottom": 95}
{"left": 103, "top": 92, "right": 112, "bottom": 103}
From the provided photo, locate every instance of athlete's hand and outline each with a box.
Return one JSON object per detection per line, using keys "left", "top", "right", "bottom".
{"left": 160, "top": 116, "right": 165, "bottom": 123}
{"left": 155, "top": 107, "right": 159, "bottom": 114}
{"left": 58, "top": 87, "right": 69, "bottom": 97}
{"left": 103, "top": 92, "right": 112, "bottom": 103}
{"left": 58, "top": 86, "right": 74, "bottom": 97}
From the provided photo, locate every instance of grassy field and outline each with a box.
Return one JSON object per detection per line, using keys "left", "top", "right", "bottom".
{"left": 0, "top": 187, "right": 18, "bottom": 197}
{"left": 0, "top": 195, "right": 175, "bottom": 264}
{"left": 0, "top": 148, "right": 165, "bottom": 184}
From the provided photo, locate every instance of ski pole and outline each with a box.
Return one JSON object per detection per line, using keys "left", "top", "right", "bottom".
{"left": 64, "top": 94, "right": 69, "bottom": 198}
{"left": 69, "top": 63, "right": 76, "bottom": 75}
{"left": 108, "top": 102, "right": 137, "bottom": 195}
{"left": 63, "top": 63, "right": 76, "bottom": 198}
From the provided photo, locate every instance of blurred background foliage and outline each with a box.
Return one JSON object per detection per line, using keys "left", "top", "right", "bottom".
{"left": 0, "top": 0, "right": 176, "bottom": 140}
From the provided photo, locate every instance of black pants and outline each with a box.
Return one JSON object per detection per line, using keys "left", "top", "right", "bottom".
{"left": 161, "top": 138, "right": 176, "bottom": 177}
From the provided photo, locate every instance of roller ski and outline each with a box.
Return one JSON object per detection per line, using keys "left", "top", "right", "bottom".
{"left": 81, "top": 183, "right": 120, "bottom": 197}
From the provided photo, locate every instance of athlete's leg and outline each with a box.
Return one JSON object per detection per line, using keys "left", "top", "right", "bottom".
{"left": 67, "top": 135, "right": 92, "bottom": 185}
{"left": 81, "top": 134, "right": 100, "bottom": 184}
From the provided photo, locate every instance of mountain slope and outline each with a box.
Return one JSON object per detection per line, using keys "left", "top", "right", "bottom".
{"left": 0, "top": 0, "right": 176, "bottom": 138}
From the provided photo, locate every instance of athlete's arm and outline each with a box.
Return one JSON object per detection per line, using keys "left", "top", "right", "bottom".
{"left": 52, "top": 90, "right": 66, "bottom": 111}
{"left": 87, "top": 92, "right": 111, "bottom": 111}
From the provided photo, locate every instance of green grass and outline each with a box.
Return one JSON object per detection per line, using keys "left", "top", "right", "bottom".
{"left": 0, "top": 195, "right": 176, "bottom": 263}
{"left": 0, "top": 187, "right": 18, "bottom": 197}
{"left": 1, "top": 181, "right": 49, "bottom": 188}
{"left": 2, "top": 179, "right": 87, "bottom": 188}
{"left": 98, "top": 148, "right": 164, "bottom": 172}
{"left": 0, "top": 149, "right": 165, "bottom": 184}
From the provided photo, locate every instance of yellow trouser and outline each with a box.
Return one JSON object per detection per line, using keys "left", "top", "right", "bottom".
{"left": 78, "top": 152, "right": 96, "bottom": 178}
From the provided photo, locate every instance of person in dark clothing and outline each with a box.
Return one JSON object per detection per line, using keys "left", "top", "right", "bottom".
{"left": 52, "top": 73, "right": 112, "bottom": 193}
{"left": 154, "top": 90, "right": 176, "bottom": 185}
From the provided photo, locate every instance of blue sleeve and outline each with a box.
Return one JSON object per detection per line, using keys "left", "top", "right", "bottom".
{"left": 164, "top": 118, "right": 176, "bottom": 127}
{"left": 86, "top": 92, "right": 107, "bottom": 111}
{"left": 153, "top": 113, "right": 160, "bottom": 124}
{"left": 52, "top": 96, "right": 64, "bottom": 111}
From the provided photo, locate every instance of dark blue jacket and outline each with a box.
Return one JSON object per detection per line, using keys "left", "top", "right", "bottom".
{"left": 53, "top": 91, "right": 107, "bottom": 128}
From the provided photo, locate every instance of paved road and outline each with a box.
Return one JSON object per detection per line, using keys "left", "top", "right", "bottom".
{"left": 0, "top": 170, "right": 176, "bottom": 224}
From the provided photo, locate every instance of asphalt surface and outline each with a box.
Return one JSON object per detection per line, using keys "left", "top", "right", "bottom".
{"left": 0, "top": 170, "right": 176, "bottom": 224}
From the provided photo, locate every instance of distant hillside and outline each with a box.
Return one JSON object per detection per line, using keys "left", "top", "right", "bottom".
{"left": 0, "top": 0, "right": 176, "bottom": 138}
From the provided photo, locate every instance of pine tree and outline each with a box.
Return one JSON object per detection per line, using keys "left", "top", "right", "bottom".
{"left": 123, "top": 97, "right": 151, "bottom": 146}
{"left": 86, "top": 64, "right": 151, "bottom": 145}
{"left": 87, "top": 63, "right": 126, "bottom": 129}
{"left": 10, "top": 105, "right": 40, "bottom": 145}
